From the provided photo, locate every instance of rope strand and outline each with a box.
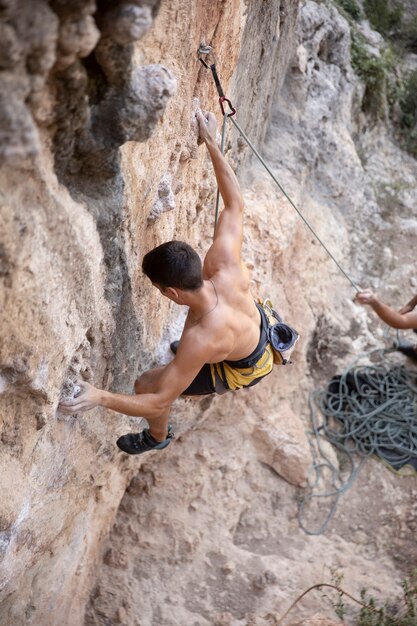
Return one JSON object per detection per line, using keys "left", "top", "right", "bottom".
{"left": 228, "top": 116, "right": 360, "bottom": 292}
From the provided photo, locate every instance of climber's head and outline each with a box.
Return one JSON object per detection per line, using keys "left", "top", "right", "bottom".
{"left": 142, "top": 241, "right": 203, "bottom": 299}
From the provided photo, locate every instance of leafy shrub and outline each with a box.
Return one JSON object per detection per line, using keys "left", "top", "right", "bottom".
{"left": 363, "top": 0, "right": 403, "bottom": 37}
{"left": 335, "top": 0, "right": 362, "bottom": 21}
{"left": 398, "top": 69, "right": 417, "bottom": 157}
{"left": 399, "top": 69, "right": 417, "bottom": 129}
{"left": 355, "top": 571, "right": 417, "bottom": 625}
{"left": 397, "top": 16, "right": 417, "bottom": 53}
{"left": 350, "top": 35, "right": 398, "bottom": 119}
{"left": 287, "top": 572, "right": 417, "bottom": 626}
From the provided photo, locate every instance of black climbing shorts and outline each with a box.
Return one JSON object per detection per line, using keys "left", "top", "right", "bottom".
{"left": 181, "top": 363, "right": 215, "bottom": 396}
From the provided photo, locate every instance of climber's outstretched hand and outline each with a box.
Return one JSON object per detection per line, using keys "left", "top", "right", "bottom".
{"left": 59, "top": 380, "right": 101, "bottom": 414}
{"left": 196, "top": 110, "right": 217, "bottom": 145}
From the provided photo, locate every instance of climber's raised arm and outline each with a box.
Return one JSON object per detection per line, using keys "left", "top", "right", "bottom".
{"left": 355, "top": 289, "right": 417, "bottom": 329}
{"left": 196, "top": 111, "right": 244, "bottom": 269}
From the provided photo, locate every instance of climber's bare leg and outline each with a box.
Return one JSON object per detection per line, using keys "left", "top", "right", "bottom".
{"left": 133, "top": 366, "right": 166, "bottom": 395}
{"left": 134, "top": 367, "right": 170, "bottom": 441}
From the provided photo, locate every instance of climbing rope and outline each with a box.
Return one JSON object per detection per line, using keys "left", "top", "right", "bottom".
{"left": 298, "top": 347, "right": 417, "bottom": 535}
{"left": 228, "top": 116, "right": 360, "bottom": 292}
{"left": 197, "top": 43, "right": 360, "bottom": 292}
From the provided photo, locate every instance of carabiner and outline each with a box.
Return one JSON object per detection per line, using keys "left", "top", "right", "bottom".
{"left": 219, "top": 96, "right": 236, "bottom": 117}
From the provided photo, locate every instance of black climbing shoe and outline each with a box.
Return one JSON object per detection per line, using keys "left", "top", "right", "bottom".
{"left": 396, "top": 343, "right": 417, "bottom": 362}
{"left": 170, "top": 340, "right": 179, "bottom": 354}
{"left": 116, "top": 425, "right": 173, "bottom": 455}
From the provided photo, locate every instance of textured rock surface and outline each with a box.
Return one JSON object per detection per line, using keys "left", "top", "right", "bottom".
{"left": 0, "top": 1, "right": 416, "bottom": 625}
{"left": 84, "top": 2, "right": 417, "bottom": 625}
{"left": 251, "top": 404, "right": 311, "bottom": 487}
{"left": 288, "top": 617, "right": 340, "bottom": 626}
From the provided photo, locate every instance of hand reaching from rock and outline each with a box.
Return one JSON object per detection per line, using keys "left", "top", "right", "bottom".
{"left": 59, "top": 379, "right": 101, "bottom": 414}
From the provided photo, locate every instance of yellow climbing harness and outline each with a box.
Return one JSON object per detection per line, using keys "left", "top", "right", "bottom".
{"left": 210, "top": 344, "right": 274, "bottom": 391}
{"left": 208, "top": 299, "right": 299, "bottom": 392}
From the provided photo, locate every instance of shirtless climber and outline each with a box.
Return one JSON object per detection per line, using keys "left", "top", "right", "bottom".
{"left": 355, "top": 290, "right": 417, "bottom": 361}
{"left": 59, "top": 111, "right": 276, "bottom": 454}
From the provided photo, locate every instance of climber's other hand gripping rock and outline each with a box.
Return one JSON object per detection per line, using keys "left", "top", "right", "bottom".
{"left": 59, "top": 380, "right": 101, "bottom": 414}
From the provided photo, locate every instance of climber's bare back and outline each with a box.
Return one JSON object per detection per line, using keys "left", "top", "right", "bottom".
{"left": 184, "top": 256, "right": 261, "bottom": 359}
{"left": 179, "top": 264, "right": 261, "bottom": 366}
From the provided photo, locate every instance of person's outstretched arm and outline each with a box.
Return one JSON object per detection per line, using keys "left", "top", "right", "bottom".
{"left": 196, "top": 111, "right": 244, "bottom": 270}
{"left": 356, "top": 289, "right": 417, "bottom": 329}
{"left": 58, "top": 331, "right": 210, "bottom": 416}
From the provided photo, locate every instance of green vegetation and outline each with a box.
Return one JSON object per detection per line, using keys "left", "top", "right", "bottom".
{"left": 331, "top": 570, "right": 346, "bottom": 621}
{"left": 398, "top": 16, "right": 417, "bottom": 52}
{"left": 356, "top": 591, "right": 386, "bottom": 626}
{"left": 287, "top": 572, "right": 417, "bottom": 626}
{"left": 399, "top": 68, "right": 417, "bottom": 129}
{"left": 363, "top": 0, "right": 403, "bottom": 37}
{"left": 327, "top": 571, "right": 417, "bottom": 626}
{"left": 335, "top": 0, "right": 362, "bottom": 21}
{"left": 353, "top": 574, "right": 417, "bottom": 626}
{"left": 350, "top": 34, "right": 398, "bottom": 120}
{"left": 397, "top": 69, "right": 417, "bottom": 157}
{"left": 362, "top": 0, "right": 417, "bottom": 54}
{"left": 331, "top": 0, "right": 417, "bottom": 158}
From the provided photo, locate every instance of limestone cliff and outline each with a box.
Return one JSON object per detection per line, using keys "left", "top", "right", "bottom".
{"left": 0, "top": 1, "right": 416, "bottom": 626}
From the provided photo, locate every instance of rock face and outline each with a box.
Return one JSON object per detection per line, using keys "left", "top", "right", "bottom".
{"left": 0, "top": 1, "right": 416, "bottom": 625}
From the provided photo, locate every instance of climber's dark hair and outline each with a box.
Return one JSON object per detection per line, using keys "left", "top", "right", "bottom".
{"left": 142, "top": 240, "right": 203, "bottom": 291}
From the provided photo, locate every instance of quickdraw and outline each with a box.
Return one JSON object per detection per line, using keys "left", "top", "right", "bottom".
{"left": 197, "top": 43, "right": 236, "bottom": 117}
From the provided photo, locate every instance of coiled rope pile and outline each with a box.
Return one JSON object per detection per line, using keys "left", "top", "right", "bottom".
{"left": 298, "top": 349, "right": 417, "bottom": 535}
